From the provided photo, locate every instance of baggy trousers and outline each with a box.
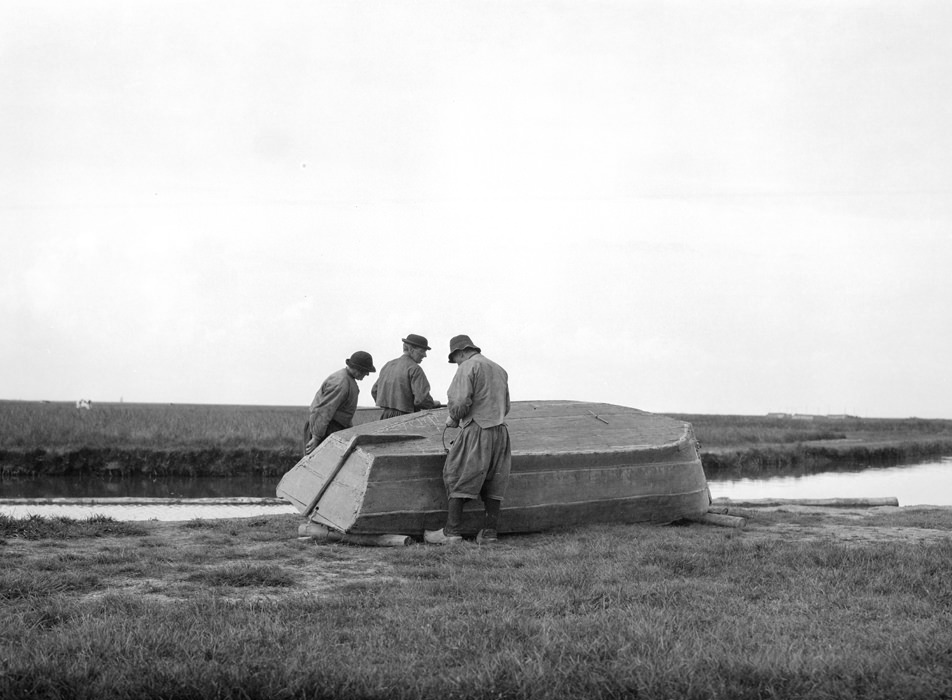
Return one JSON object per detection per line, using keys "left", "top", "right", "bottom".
{"left": 442, "top": 422, "right": 511, "bottom": 500}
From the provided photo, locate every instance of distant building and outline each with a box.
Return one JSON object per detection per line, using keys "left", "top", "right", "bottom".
{"left": 766, "top": 412, "right": 790, "bottom": 419}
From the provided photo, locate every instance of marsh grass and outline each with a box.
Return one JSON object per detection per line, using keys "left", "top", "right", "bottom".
{"left": 3, "top": 401, "right": 951, "bottom": 480}
{"left": 4, "top": 400, "right": 951, "bottom": 453}
{"left": 673, "top": 413, "right": 952, "bottom": 449}
{"left": 1, "top": 513, "right": 951, "bottom": 699}
{"left": 0, "top": 400, "right": 302, "bottom": 449}
{"left": 672, "top": 413, "right": 952, "bottom": 477}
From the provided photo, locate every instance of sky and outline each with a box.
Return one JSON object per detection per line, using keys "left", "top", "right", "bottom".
{"left": 2, "top": 1, "right": 951, "bottom": 418}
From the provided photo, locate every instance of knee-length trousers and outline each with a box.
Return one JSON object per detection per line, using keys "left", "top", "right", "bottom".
{"left": 443, "top": 422, "right": 511, "bottom": 500}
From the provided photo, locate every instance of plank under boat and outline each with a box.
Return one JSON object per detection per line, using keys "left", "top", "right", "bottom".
{"left": 276, "top": 400, "right": 710, "bottom": 536}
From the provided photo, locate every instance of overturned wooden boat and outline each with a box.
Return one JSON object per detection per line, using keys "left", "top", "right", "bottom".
{"left": 277, "top": 401, "right": 710, "bottom": 537}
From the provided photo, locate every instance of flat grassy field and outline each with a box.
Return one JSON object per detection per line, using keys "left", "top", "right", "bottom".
{"left": 0, "top": 400, "right": 308, "bottom": 477}
{"left": 2, "top": 400, "right": 951, "bottom": 478}
{"left": 671, "top": 413, "right": 952, "bottom": 477}
{"left": 0, "top": 400, "right": 303, "bottom": 450}
{"left": 2, "top": 507, "right": 951, "bottom": 699}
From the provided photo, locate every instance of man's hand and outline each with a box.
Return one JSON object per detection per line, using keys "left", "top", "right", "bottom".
{"left": 445, "top": 416, "right": 459, "bottom": 428}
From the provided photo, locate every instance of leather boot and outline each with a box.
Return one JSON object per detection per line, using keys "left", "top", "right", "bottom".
{"left": 477, "top": 498, "right": 501, "bottom": 544}
{"left": 424, "top": 497, "right": 466, "bottom": 545}
{"left": 444, "top": 497, "right": 465, "bottom": 536}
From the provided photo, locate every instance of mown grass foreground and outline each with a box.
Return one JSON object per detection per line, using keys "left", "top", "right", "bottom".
{"left": 2, "top": 509, "right": 951, "bottom": 699}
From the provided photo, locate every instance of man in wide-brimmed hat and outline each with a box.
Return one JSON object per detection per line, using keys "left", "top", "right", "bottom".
{"left": 371, "top": 333, "right": 442, "bottom": 420}
{"left": 303, "top": 350, "right": 376, "bottom": 456}
{"left": 425, "top": 335, "right": 510, "bottom": 546}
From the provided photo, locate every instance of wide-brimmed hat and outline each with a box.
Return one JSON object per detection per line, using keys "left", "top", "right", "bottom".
{"left": 402, "top": 334, "right": 431, "bottom": 350}
{"left": 345, "top": 351, "right": 376, "bottom": 373}
{"left": 447, "top": 334, "right": 481, "bottom": 362}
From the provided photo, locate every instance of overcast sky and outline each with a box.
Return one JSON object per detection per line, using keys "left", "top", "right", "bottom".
{"left": 2, "top": 1, "right": 951, "bottom": 418}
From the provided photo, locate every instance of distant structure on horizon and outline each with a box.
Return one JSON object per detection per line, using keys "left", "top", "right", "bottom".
{"left": 76, "top": 399, "right": 92, "bottom": 410}
{"left": 766, "top": 412, "right": 857, "bottom": 420}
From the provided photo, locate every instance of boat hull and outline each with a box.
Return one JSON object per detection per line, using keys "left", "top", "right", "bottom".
{"left": 277, "top": 401, "right": 709, "bottom": 536}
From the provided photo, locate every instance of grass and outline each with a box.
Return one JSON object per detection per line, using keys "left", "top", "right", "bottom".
{"left": 1, "top": 511, "right": 951, "bottom": 699}
{"left": 185, "top": 562, "right": 298, "bottom": 588}
{"left": 0, "top": 400, "right": 304, "bottom": 450}
{"left": 0, "top": 400, "right": 311, "bottom": 477}
{"left": 671, "top": 413, "right": 952, "bottom": 477}
{"left": 6, "top": 401, "right": 952, "bottom": 451}
{"left": 2, "top": 400, "right": 951, "bottom": 479}
{"left": 0, "top": 513, "right": 148, "bottom": 539}
{"left": 671, "top": 412, "right": 952, "bottom": 448}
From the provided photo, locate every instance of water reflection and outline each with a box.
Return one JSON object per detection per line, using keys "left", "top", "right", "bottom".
{"left": 708, "top": 457, "right": 952, "bottom": 506}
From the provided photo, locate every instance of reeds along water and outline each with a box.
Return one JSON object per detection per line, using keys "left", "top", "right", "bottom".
{"left": 0, "top": 400, "right": 304, "bottom": 479}
{"left": 671, "top": 412, "right": 952, "bottom": 449}
{"left": 3, "top": 400, "right": 952, "bottom": 484}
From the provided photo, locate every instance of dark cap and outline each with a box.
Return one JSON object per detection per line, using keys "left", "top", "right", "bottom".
{"left": 402, "top": 334, "right": 431, "bottom": 350}
{"left": 448, "top": 334, "right": 481, "bottom": 362}
{"left": 345, "top": 351, "right": 376, "bottom": 373}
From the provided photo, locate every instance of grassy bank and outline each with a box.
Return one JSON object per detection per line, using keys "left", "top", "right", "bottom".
{"left": 2, "top": 509, "right": 951, "bottom": 699}
{"left": 671, "top": 413, "right": 952, "bottom": 478}
{"left": 2, "top": 401, "right": 952, "bottom": 479}
{"left": 0, "top": 400, "right": 302, "bottom": 450}
{"left": 0, "top": 400, "right": 305, "bottom": 477}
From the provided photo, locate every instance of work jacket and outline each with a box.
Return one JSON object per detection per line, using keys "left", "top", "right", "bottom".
{"left": 447, "top": 353, "right": 510, "bottom": 429}
{"left": 307, "top": 368, "right": 359, "bottom": 439}
{"left": 371, "top": 353, "right": 438, "bottom": 414}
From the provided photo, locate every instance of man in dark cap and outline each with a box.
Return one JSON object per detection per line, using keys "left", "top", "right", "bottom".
{"left": 425, "top": 335, "right": 510, "bottom": 545}
{"left": 371, "top": 334, "right": 442, "bottom": 420}
{"left": 303, "top": 351, "right": 376, "bottom": 456}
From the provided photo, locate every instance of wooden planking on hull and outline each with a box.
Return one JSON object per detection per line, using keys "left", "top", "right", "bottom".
{"left": 358, "top": 459, "right": 706, "bottom": 513}
{"left": 276, "top": 401, "right": 710, "bottom": 536}
{"left": 345, "top": 489, "right": 712, "bottom": 536}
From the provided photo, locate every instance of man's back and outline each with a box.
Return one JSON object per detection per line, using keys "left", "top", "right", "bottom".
{"left": 372, "top": 354, "right": 436, "bottom": 413}
{"left": 448, "top": 353, "right": 510, "bottom": 428}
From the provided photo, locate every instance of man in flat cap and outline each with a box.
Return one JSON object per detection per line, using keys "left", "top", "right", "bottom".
{"left": 303, "top": 350, "right": 376, "bottom": 456}
{"left": 425, "top": 335, "right": 510, "bottom": 545}
{"left": 371, "top": 334, "right": 442, "bottom": 419}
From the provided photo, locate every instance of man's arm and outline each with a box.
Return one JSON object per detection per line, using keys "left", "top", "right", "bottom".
{"left": 409, "top": 365, "right": 440, "bottom": 410}
{"left": 446, "top": 364, "right": 474, "bottom": 426}
{"left": 308, "top": 376, "right": 349, "bottom": 441}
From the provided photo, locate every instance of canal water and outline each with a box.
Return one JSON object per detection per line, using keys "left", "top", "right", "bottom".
{"left": 1, "top": 457, "right": 949, "bottom": 520}
{"left": 0, "top": 475, "right": 292, "bottom": 521}
{"left": 707, "top": 456, "right": 952, "bottom": 507}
